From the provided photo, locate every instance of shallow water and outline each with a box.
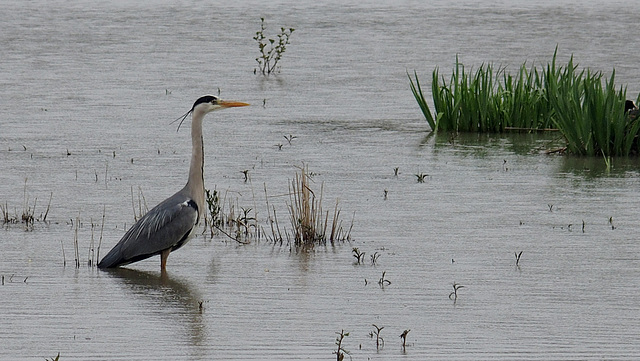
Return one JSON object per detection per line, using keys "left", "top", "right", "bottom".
{"left": 1, "top": 0, "right": 640, "bottom": 360}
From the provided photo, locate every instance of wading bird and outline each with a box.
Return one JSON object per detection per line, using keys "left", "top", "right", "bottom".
{"left": 98, "top": 95, "right": 249, "bottom": 271}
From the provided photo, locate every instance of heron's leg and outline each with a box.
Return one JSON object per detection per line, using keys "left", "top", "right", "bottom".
{"left": 161, "top": 248, "right": 171, "bottom": 270}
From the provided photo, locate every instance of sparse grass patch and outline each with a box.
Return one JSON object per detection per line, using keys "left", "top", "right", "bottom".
{"left": 206, "top": 165, "right": 353, "bottom": 248}
{"left": 1, "top": 179, "right": 52, "bottom": 229}
{"left": 286, "top": 165, "right": 352, "bottom": 247}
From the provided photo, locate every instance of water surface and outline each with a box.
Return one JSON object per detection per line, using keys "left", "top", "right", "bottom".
{"left": 1, "top": 0, "right": 640, "bottom": 360}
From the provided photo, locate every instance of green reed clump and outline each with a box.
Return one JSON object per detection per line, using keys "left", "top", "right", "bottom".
{"left": 500, "top": 63, "right": 554, "bottom": 130}
{"left": 545, "top": 54, "right": 640, "bottom": 156}
{"left": 410, "top": 49, "right": 640, "bottom": 156}
{"left": 410, "top": 55, "right": 553, "bottom": 133}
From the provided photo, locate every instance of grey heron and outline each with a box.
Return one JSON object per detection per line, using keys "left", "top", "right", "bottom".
{"left": 98, "top": 95, "right": 249, "bottom": 270}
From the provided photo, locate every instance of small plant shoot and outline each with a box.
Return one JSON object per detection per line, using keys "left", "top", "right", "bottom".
{"left": 378, "top": 271, "right": 391, "bottom": 288}
{"left": 400, "top": 329, "right": 410, "bottom": 350}
{"left": 333, "top": 329, "right": 351, "bottom": 361}
{"left": 370, "top": 324, "right": 385, "bottom": 350}
{"left": 352, "top": 247, "right": 365, "bottom": 265}
{"left": 370, "top": 251, "right": 380, "bottom": 265}
{"left": 449, "top": 282, "right": 464, "bottom": 301}
{"left": 515, "top": 251, "right": 523, "bottom": 266}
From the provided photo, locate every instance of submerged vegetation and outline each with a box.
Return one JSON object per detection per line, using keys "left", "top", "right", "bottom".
{"left": 409, "top": 49, "right": 640, "bottom": 156}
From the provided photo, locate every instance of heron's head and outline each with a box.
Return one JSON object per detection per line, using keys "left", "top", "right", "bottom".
{"left": 192, "top": 94, "right": 250, "bottom": 114}
{"left": 175, "top": 94, "right": 249, "bottom": 131}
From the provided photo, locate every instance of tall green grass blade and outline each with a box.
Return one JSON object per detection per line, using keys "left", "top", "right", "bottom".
{"left": 408, "top": 71, "right": 436, "bottom": 131}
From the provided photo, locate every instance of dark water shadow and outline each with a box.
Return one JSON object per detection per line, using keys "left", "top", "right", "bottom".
{"left": 422, "top": 131, "right": 565, "bottom": 156}
{"left": 101, "top": 268, "right": 206, "bottom": 355}
{"left": 558, "top": 155, "right": 640, "bottom": 178}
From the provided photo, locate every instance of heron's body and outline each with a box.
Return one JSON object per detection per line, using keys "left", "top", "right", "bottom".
{"left": 98, "top": 95, "right": 248, "bottom": 270}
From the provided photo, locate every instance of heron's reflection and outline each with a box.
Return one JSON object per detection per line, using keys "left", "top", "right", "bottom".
{"left": 102, "top": 268, "right": 206, "bottom": 354}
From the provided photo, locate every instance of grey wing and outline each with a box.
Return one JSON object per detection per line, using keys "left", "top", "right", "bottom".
{"left": 98, "top": 194, "right": 199, "bottom": 268}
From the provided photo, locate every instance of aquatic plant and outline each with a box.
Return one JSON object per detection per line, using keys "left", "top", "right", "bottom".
{"left": 253, "top": 17, "right": 295, "bottom": 76}
{"left": 287, "top": 165, "right": 353, "bottom": 246}
{"left": 352, "top": 247, "right": 365, "bottom": 264}
{"left": 409, "top": 55, "right": 552, "bottom": 133}
{"left": 1, "top": 180, "right": 52, "bottom": 229}
{"left": 410, "top": 49, "right": 640, "bottom": 156}
{"left": 408, "top": 69, "right": 439, "bottom": 131}
{"left": 370, "top": 324, "right": 385, "bottom": 350}
{"left": 203, "top": 187, "right": 256, "bottom": 244}
{"left": 232, "top": 207, "right": 257, "bottom": 238}
{"left": 86, "top": 215, "right": 103, "bottom": 268}
{"left": 378, "top": 271, "right": 391, "bottom": 288}
{"left": 73, "top": 216, "right": 80, "bottom": 268}
{"left": 0, "top": 202, "right": 11, "bottom": 224}
{"left": 333, "top": 329, "right": 351, "bottom": 361}
{"left": 45, "top": 353, "right": 60, "bottom": 361}
{"left": 130, "top": 186, "right": 148, "bottom": 222}
{"left": 203, "top": 167, "right": 352, "bottom": 247}
{"left": 284, "top": 134, "right": 297, "bottom": 145}
{"left": 545, "top": 54, "right": 640, "bottom": 156}
{"left": 399, "top": 329, "right": 410, "bottom": 350}
{"left": 370, "top": 251, "right": 380, "bottom": 265}
{"left": 205, "top": 188, "right": 222, "bottom": 236}
{"left": 515, "top": 251, "right": 523, "bottom": 266}
{"left": 2, "top": 274, "right": 29, "bottom": 285}
{"left": 449, "top": 282, "right": 464, "bottom": 300}
{"left": 198, "top": 300, "right": 209, "bottom": 313}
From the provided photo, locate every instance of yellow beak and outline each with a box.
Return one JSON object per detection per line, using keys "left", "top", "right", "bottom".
{"left": 219, "top": 100, "right": 250, "bottom": 108}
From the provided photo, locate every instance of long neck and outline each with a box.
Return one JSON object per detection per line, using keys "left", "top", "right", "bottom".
{"left": 185, "top": 110, "right": 206, "bottom": 221}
